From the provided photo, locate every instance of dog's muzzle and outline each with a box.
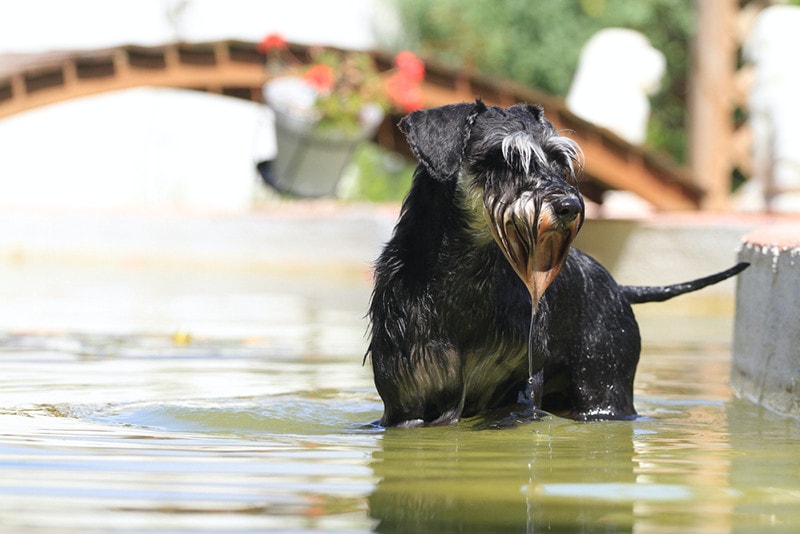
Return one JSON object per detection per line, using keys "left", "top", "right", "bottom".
{"left": 484, "top": 192, "right": 584, "bottom": 307}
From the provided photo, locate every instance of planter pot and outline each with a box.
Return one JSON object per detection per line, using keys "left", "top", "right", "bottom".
{"left": 262, "top": 79, "right": 384, "bottom": 198}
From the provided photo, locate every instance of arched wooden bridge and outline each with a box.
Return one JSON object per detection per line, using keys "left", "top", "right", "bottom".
{"left": 0, "top": 40, "right": 702, "bottom": 210}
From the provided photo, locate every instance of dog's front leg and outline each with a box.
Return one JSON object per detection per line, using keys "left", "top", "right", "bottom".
{"left": 372, "top": 343, "right": 464, "bottom": 427}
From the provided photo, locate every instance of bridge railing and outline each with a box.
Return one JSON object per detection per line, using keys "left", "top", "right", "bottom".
{"left": 0, "top": 40, "right": 702, "bottom": 210}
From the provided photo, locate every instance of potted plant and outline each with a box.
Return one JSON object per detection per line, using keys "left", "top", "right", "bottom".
{"left": 257, "top": 34, "right": 425, "bottom": 198}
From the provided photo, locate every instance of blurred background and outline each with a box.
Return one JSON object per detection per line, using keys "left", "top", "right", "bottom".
{"left": 1, "top": 0, "right": 799, "bottom": 215}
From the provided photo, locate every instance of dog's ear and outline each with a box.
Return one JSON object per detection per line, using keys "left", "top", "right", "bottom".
{"left": 399, "top": 100, "right": 486, "bottom": 181}
{"left": 510, "top": 103, "right": 550, "bottom": 126}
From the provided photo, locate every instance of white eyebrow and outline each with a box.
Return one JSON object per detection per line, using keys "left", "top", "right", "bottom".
{"left": 502, "top": 131, "right": 583, "bottom": 181}
{"left": 501, "top": 132, "right": 546, "bottom": 173}
{"left": 545, "top": 135, "right": 583, "bottom": 181}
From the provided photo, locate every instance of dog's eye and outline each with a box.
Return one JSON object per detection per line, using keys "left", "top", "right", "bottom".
{"left": 557, "top": 159, "right": 581, "bottom": 185}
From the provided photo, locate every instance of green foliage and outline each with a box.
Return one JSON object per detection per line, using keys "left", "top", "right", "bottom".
{"left": 338, "top": 142, "right": 416, "bottom": 202}
{"left": 393, "top": 0, "right": 694, "bottom": 162}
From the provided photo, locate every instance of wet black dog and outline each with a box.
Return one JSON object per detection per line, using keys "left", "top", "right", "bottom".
{"left": 366, "top": 100, "right": 746, "bottom": 427}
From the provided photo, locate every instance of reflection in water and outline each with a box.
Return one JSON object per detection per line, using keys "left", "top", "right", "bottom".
{"left": 0, "top": 266, "right": 798, "bottom": 532}
{"left": 728, "top": 399, "right": 800, "bottom": 528}
{"left": 369, "top": 418, "right": 636, "bottom": 532}
{"left": 366, "top": 345, "right": 800, "bottom": 533}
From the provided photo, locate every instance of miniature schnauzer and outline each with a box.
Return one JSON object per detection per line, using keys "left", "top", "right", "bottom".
{"left": 366, "top": 100, "right": 746, "bottom": 427}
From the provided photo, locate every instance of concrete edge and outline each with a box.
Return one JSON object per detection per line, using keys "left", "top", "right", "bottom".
{"left": 731, "top": 223, "right": 800, "bottom": 418}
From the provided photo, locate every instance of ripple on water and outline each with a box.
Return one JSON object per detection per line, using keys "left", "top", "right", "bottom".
{"left": 80, "top": 394, "right": 384, "bottom": 436}
{"left": 0, "top": 388, "right": 384, "bottom": 532}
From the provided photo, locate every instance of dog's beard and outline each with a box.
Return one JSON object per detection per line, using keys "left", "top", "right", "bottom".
{"left": 484, "top": 192, "right": 582, "bottom": 307}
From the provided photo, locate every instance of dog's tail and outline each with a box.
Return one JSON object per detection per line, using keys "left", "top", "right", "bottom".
{"left": 622, "top": 262, "right": 749, "bottom": 304}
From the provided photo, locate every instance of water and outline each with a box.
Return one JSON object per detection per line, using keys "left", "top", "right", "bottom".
{"left": 0, "top": 263, "right": 798, "bottom": 533}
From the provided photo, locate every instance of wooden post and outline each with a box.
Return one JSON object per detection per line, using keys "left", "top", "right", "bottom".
{"left": 688, "top": 0, "right": 738, "bottom": 210}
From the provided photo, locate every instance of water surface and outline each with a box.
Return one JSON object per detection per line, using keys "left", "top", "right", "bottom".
{"left": 0, "top": 264, "right": 797, "bottom": 533}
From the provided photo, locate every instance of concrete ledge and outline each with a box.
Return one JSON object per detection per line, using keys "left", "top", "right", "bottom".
{"left": 731, "top": 223, "right": 800, "bottom": 418}
{"left": 0, "top": 206, "right": 763, "bottom": 290}
{"left": 0, "top": 204, "right": 780, "bottom": 341}
{"left": 574, "top": 213, "right": 753, "bottom": 298}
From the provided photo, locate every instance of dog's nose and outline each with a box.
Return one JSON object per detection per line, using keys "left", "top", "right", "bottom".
{"left": 552, "top": 196, "right": 583, "bottom": 222}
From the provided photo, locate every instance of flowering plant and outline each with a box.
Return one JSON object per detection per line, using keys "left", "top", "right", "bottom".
{"left": 258, "top": 33, "right": 425, "bottom": 135}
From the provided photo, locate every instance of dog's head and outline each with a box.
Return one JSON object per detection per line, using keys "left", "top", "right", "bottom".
{"left": 399, "top": 100, "right": 585, "bottom": 306}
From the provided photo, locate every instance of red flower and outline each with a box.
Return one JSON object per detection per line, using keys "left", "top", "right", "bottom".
{"left": 258, "top": 33, "right": 288, "bottom": 53}
{"left": 385, "top": 72, "right": 425, "bottom": 112}
{"left": 304, "top": 64, "right": 336, "bottom": 92}
{"left": 394, "top": 51, "right": 425, "bottom": 83}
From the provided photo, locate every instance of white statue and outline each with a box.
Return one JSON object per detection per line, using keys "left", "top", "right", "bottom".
{"left": 737, "top": 5, "right": 800, "bottom": 212}
{"left": 567, "top": 28, "right": 666, "bottom": 145}
{"left": 566, "top": 28, "right": 666, "bottom": 215}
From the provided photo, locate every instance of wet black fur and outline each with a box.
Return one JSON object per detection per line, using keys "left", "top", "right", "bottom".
{"left": 366, "top": 101, "right": 747, "bottom": 427}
